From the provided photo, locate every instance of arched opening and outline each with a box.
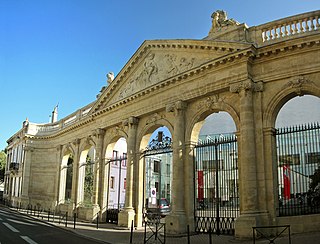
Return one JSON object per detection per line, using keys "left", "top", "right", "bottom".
{"left": 59, "top": 152, "right": 74, "bottom": 204}
{"left": 77, "top": 146, "right": 96, "bottom": 207}
{"left": 191, "top": 111, "right": 239, "bottom": 235}
{"left": 143, "top": 127, "right": 172, "bottom": 217}
{"left": 275, "top": 95, "right": 320, "bottom": 216}
{"left": 104, "top": 137, "right": 127, "bottom": 223}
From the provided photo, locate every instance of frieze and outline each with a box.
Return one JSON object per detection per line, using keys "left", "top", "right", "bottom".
{"left": 119, "top": 53, "right": 196, "bottom": 99}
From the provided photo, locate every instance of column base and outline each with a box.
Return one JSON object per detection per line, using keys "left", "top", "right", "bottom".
{"left": 235, "top": 211, "right": 270, "bottom": 240}
{"left": 166, "top": 211, "right": 187, "bottom": 235}
{"left": 118, "top": 208, "right": 135, "bottom": 229}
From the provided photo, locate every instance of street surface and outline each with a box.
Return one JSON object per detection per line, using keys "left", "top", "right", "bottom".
{"left": 0, "top": 207, "right": 104, "bottom": 244}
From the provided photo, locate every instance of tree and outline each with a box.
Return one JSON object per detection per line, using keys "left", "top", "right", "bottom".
{"left": 0, "top": 150, "right": 7, "bottom": 182}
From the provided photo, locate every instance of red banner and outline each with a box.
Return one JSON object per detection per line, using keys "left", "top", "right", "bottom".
{"left": 283, "top": 165, "right": 291, "bottom": 200}
{"left": 198, "top": 171, "right": 204, "bottom": 200}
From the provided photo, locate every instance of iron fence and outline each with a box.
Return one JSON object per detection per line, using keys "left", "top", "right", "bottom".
{"left": 276, "top": 123, "right": 320, "bottom": 216}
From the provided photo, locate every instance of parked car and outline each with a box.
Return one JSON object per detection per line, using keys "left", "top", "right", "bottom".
{"left": 146, "top": 198, "right": 171, "bottom": 217}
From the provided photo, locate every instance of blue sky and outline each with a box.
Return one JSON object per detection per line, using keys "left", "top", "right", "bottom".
{"left": 0, "top": 1, "right": 319, "bottom": 150}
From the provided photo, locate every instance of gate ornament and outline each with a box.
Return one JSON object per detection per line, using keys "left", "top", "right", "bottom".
{"left": 144, "top": 132, "right": 172, "bottom": 152}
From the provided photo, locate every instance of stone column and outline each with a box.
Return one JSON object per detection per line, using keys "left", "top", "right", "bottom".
{"left": 118, "top": 116, "right": 139, "bottom": 228}
{"left": 92, "top": 129, "right": 105, "bottom": 206}
{"left": 21, "top": 145, "right": 33, "bottom": 207}
{"left": 91, "top": 129, "right": 105, "bottom": 220}
{"left": 166, "top": 100, "right": 187, "bottom": 234}
{"left": 231, "top": 79, "right": 265, "bottom": 238}
{"left": 71, "top": 139, "right": 80, "bottom": 214}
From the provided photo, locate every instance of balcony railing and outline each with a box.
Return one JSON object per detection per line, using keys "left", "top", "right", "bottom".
{"left": 252, "top": 10, "right": 320, "bottom": 46}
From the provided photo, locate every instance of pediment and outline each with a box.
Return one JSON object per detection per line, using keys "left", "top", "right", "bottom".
{"left": 90, "top": 39, "right": 251, "bottom": 115}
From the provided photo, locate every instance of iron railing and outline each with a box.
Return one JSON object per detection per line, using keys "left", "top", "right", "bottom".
{"left": 194, "top": 134, "right": 239, "bottom": 235}
{"left": 276, "top": 123, "right": 320, "bottom": 216}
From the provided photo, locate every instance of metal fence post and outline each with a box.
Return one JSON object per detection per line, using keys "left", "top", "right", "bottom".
{"left": 73, "top": 213, "right": 76, "bottom": 229}
{"left": 130, "top": 219, "right": 134, "bottom": 243}
{"left": 65, "top": 212, "right": 68, "bottom": 227}
{"left": 96, "top": 212, "right": 99, "bottom": 229}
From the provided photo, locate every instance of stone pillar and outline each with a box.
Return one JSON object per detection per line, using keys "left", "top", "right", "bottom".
{"left": 231, "top": 79, "right": 265, "bottom": 239}
{"left": 21, "top": 145, "right": 33, "bottom": 207}
{"left": 166, "top": 101, "right": 187, "bottom": 235}
{"left": 71, "top": 139, "right": 80, "bottom": 214}
{"left": 118, "top": 116, "right": 139, "bottom": 228}
{"left": 93, "top": 128, "right": 105, "bottom": 218}
{"left": 92, "top": 129, "right": 104, "bottom": 207}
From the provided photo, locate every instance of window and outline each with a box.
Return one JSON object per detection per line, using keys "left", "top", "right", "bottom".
{"left": 110, "top": 176, "right": 115, "bottom": 189}
{"left": 202, "top": 159, "right": 224, "bottom": 170}
{"left": 306, "top": 152, "right": 320, "bottom": 164}
{"left": 279, "top": 154, "right": 300, "bottom": 165}
{"left": 112, "top": 150, "right": 118, "bottom": 165}
{"left": 154, "top": 160, "right": 160, "bottom": 173}
{"left": 155, "top": 182, "right": 159, "bottom": 193}
{"left": 122, "top": 153, "right": 127, "bottom": 167}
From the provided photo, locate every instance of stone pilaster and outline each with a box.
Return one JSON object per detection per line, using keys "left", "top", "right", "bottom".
{"left": 92, "top": 129, "right": 105, "bottom": 208}
{"left": 71, "top": 138, "right": 80, "bottom": 213}
{"left": 166, "top": 100, "right": 188, "bottom": 235}
{"left": 21, "top": 145, "right": 33, "bottom": 207}
{"left": 230, "top": 79, "right": 266, "bottom": 239}
{"left": 118, "top": 116, "right": 139, "bottom": 228}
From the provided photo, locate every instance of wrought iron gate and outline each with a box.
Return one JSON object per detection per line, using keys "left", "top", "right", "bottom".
{"left": 194, "top": 134, "right": 239, "bottom": 235}
{"left": 142, "top": 132, "right": 173, "bottom": 220}
{"left": 276, "top": 123, "right": 320, "bottom": 216}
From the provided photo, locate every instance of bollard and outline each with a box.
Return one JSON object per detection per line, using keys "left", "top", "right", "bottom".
{"left": 187, "top": 225, "right": 190, "bottom": 244}
{"left": 96, "top": 213, "right": 99, "bottom": 229}
{"left": 130, "top": 219, "right": 133, "bottom": 243}
{"left": 65, "top": 212, "right": 68, "bottom": 227}
{"left": 73, "top": 213, "right": 76, "bottom": 229}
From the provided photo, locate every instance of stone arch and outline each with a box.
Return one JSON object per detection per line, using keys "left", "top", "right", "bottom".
{"left": 59, "top": 144, "right": 75, "bottom": 204}
{"left": 264, "top": 76, "right": 320, "bottom": 129}
{"left": 77, "top": 138, "right": 96, "bottom": 206}
{"left": 137, "top": 117, "right": 174, "bottom": 151}
{"left": 186, "top": 97, "right": 240, "bottom": 143}
{"left": 101, "top": 128, "right": 128, "bottom": 213}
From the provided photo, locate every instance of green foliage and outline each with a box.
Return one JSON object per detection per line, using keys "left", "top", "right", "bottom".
{"left": 0, "top": 150, "right": 7, "bottom": 182}
{"left": 83, "top": 155, "right": 94, "bottom": 205}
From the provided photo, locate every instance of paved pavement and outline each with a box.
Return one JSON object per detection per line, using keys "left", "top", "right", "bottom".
{"left": 4, "top": 206, "right": 320, "bottom": 244}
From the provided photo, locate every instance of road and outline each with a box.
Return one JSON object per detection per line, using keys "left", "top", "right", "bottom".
{"left": 0, "top": 206, "right": 104, "bottom": 244}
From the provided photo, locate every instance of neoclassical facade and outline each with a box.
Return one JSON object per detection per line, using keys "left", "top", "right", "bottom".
{"left": 4, "top": 10, "right": 320, "bottom": 238}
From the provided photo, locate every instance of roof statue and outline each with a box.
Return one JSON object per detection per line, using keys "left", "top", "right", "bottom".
{"left": 97, "top": 71, "right": 114, "bottom": 98}
{"left": 208, "top": 10, "right": 239, "bottom": 35}
{"left": 107, "top": 72, "right": 114, "bottom": 84}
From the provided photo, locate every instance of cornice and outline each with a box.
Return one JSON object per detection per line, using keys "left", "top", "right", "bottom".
{"left": 255, "top": 35, "right": 320, "bottom": 60}
{"left": 90, "top": 40, "right": 253, "bottom": 115}
{"left": 91, "top": 46, "right": 256, "bottom": 119}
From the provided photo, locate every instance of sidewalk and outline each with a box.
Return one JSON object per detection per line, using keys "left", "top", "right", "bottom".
{"left": 7, "top": 207, "right": 320, "bottom": 244}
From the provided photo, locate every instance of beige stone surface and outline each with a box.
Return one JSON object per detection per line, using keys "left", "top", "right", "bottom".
{"left": 4, "top": 10, "right": 320, "bottom": 238}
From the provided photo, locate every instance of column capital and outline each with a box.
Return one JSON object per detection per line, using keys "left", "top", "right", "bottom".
{"left": 166, "top": 100, "right": 187, "bottom": 114}
{"left": 123, "top": 116, "right": 139, "bottom": 127}
{"left": 72, "top": 138, "right": 81, "bottom": 146}
{"left": 230, "top": 79, "right": 264, "bottom": 93}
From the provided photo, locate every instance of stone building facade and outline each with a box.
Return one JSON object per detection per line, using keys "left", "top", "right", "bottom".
{"left": 4, "top": 10, "right": 320, "bottom": 238}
